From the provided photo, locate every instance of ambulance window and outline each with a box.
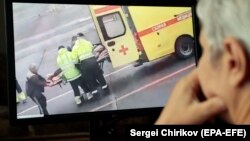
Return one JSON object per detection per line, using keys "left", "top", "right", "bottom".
{"left": 97, "top": 12, "right": 125, "bottom": 41}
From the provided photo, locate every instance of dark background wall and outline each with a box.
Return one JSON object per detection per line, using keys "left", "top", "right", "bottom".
{"left": 0, "top": 0, "right": 8, "bottom": 106}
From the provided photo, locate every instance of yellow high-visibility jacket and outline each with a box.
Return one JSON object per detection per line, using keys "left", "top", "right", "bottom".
{"left": 57, "top": 48, "right": 81, "bottom": 81}
{"left": 72, "top": 38, "right": 94, "bottom": 61}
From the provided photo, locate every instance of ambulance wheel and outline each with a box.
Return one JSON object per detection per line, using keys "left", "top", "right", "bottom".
{"left": 175, "top": 35, "right": 194, "bottom": 59}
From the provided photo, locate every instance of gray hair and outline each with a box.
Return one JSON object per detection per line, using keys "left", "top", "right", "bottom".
{"left": 29, "top": 63, "right": 37, "bottom": 73}
{"left": 197, "top": 0, "right": 250, "bottom": 58}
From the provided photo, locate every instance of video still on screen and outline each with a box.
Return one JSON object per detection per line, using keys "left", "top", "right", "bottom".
{"left": 14, "top": 3, "right": 196, "bottom": 119}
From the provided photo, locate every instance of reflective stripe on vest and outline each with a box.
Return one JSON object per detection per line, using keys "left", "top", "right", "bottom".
{"left": 67, "top": 73, "right": 81, "bottom": 82}
{"left": 79, "top": 53, "right": 94, "bottom": 61}
{"left": 60, "top": 62, "right": 82, "bottom": 81}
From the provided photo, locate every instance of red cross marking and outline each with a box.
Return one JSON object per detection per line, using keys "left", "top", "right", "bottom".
{"left": 119, "top": 45, "right": 128, "bottom": 55}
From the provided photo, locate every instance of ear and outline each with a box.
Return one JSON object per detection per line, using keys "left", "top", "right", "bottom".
{"left": 223, "top": 37, "right": 250, "bottom": 87}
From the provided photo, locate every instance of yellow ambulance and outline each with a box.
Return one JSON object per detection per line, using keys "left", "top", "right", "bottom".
{"left": 89, "top": 5, "right": 194, "bottom": 68}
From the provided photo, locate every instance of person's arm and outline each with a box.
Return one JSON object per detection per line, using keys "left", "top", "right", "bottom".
{"left": 53, "top": 68, "right": 62, "bottom": 76}
{"left": 155, "top": 69, "right": 227, "bottom": 125}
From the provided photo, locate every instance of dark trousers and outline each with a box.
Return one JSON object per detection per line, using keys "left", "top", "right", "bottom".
{"left": 80, "top": 57, "right": 107, "bottom": 91}
{"left": 31, "top": 94, "right": 49, "bottom": 115}
{"left": 16, "top": 79, "right": 22, "bottom": 93}
{"left": 69, "top": 76, "right": 91, "bottom": 97}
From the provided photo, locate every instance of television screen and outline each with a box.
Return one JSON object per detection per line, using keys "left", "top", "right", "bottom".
{"left": 6, "top": 0, "right": 200, "bottom": 124}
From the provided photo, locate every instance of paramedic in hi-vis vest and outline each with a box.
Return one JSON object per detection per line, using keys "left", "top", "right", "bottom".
{"left": 16, "top": 78, "right": 27, "bottom": 104}
{"left": 72, "top": 33, "right": 108, "bottom": 95}
{"left": 57, "top": 46, "right": 93, "bottom": 105}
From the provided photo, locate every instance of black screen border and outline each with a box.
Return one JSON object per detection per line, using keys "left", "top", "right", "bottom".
{"left": 5, "top": 0, "right": 202, "bottom": 125}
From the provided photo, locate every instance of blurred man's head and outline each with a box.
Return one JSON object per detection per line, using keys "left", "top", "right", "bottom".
{"left": 72, "top": 36, "right": 78, "bottom": 41}
{"left": 67, "top": 46, "right": 72, "bottom": 52}
{"left": 77, "top": 33, "right": 84, "bottom": 37}
{"left": 196, "top": 0, "right": 250, "bottom": 123}
{"left": 29, "top": 63, "right": 38, "bottom": 74}
{"left": 58, "top": 45, "right": 65, "bottom": 51}
{"left": 76, "top": 33, "right": 86, "bottom": 40}
{"left": 71, "top": 36, "right": 78, "bottom": 48}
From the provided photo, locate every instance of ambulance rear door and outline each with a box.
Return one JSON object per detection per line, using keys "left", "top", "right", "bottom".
{"left": 89, "top": 5, "right": 139, "bottom": 68}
